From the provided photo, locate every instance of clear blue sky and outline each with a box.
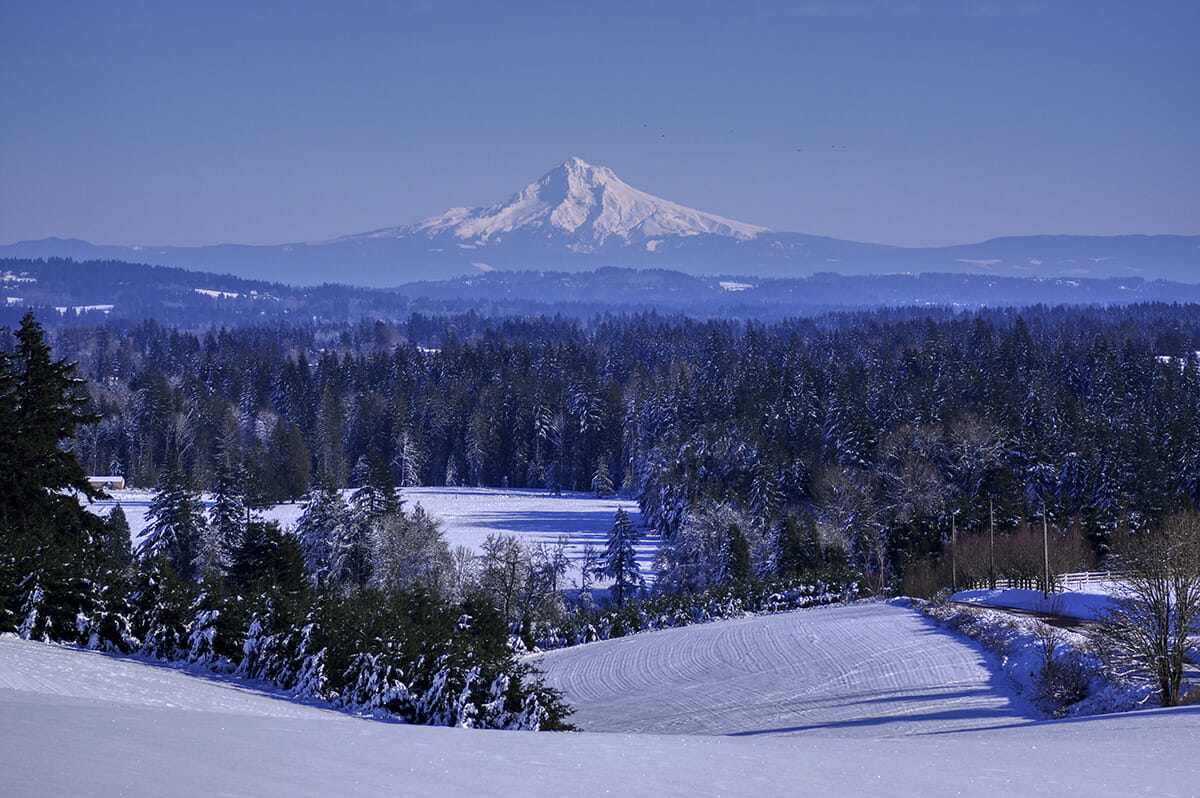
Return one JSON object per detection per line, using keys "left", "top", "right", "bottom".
{"left": 2, "top": 0, "right": 1197, "bottom": 248}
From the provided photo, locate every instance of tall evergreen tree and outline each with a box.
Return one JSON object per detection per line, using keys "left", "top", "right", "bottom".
{"left": 600, "top": 507, "right": 643, "bottom": 607}
{"left": 273, "top": 419, "right": 312, "bottom": 501}
{"left": 201, "top": 409, "right": 247, "bottom": 577}
{"left": 100, "top": 505, "right": 134, "bottom": 573}
{"left": 230, "top": 520, "right": 306, "bottom": 594}
{"left": 0, "top": 312, "right": 105, "bottom": 634}
{"left": 591, "top": 456, "right": 615, "bottom": 498}
{"left": 143, "top": 458, "right": 206, "bottom": 582}
{"left": 295, "top": 483, "right": 353, "bottom": 589}
{"left": 725, "top": 523, "right": 751, "bottom": 583}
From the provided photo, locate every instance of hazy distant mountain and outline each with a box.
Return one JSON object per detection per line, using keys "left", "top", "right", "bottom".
{"left": 376, "top": 156, "right": 769, "bottom": 248}
{"left": 4, "top": 158, "right": 1197, "bottom": 286}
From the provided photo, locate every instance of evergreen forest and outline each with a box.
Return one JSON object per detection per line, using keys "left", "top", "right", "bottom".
{"left": 5, "top": 301, "right": 1200, "bottom": 727}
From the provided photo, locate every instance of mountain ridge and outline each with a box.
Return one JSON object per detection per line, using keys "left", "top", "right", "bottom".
{"left": 3, "top": 158, "right": 1197, "bottom": 286}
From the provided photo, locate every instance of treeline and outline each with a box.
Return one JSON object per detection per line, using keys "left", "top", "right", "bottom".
{"left": 28, "top": 302, "right": 1200, "bottom": 590}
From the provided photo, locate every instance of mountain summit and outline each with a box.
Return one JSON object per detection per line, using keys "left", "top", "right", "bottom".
{"left": 355, "top": 157, "right": 768, "bottom": 251}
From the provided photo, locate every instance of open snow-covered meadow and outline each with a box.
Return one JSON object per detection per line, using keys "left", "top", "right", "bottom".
{"left": 533, "top": 602, "right": 1036, "bottom": 737}
{"left": 400, "top": 487, "right": 655, "bottom": 586}
{"left": 86, "top": 486, "right": 655, "bottom": 589}
{"left": 4, "top": 602, "right": 1200, "bottom": 797}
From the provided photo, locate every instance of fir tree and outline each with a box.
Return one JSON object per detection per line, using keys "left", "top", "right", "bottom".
{"left": 725, "top": 523, "right": 751, "bottom": 583}
{"left": 143, "top": 458, "right": 206, "bottom": 582}
{"left": 345, "top": 448, "right": 400, "bottom": 589}
{"left": 776, "top": 512, "right": 820, "bottom": 577}
{"left": 201, "top": 410, "right": 247, "bottom": 577}
{"left": 600, "top": 507, "right": 643, "bottom": 607}
{"left": 0, "top": 312, "right": 105, "bottom": 633}
{"left": 591, "top": 456, "right": 614, "bottom": 498}
{"left": 101, "top": 505, "right": 134, "bottom": 573}
{"left": 273, "top": 419, "right": 312, "bottom": 501}
{"left": 295, "top": 483, "right": 352, "bottom": 589}
{"left": 230, "top": 520, "right": 306, "bottom": 594}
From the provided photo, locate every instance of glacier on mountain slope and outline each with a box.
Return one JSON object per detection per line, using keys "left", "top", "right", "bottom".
{"left": 348, "top": 157, "right": 769, "bottom": 249}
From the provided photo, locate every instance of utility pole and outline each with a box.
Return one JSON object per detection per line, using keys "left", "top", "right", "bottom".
{"left": 1042, "top": 507, "right": 1051, "bottom": 599}
{"left": 989, "top": 498, "right": 995, "bottom": 590}
{"left": 950, "top": 512, "right": 958, "bottom": 593}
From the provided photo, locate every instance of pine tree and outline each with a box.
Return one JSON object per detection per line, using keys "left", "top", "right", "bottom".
{"left": 600, "top": 507, "right": 643, "bottom": 607}
{"left": 0, "top": 312, "right": 106, "bottom": 633}
{"left": 316, "top": 385, "right": 347, "bottom": 488}
{"left": 295, "top": 483, "right": 352, "bottom": 589}
{"left": 591, "top": 456, "right": 614, "bottom": 498}
{"left": 230, "top": 520, "right": 306, "bottom": 594}
{"left": 725, "top": 523, "right": 751, "bottom": 583}
{"left": 143, "top": 458, "right": 206, "bottom": 582}
{"left": 101, "top": 505, "right": 134, "bottom": 573}
{"left": 344, "top": 448, "right": 401, "bottom": 589}
{"left": 273, "top": 419, "right": 312, "bottom": 500}
{"left": 776, "top": 512, "right": 820, "bottom": 577}
{"left": 201, "top": 410, "right": 247, "bottom": 577}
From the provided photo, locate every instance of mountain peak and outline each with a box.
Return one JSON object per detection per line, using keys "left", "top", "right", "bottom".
{"left": 403, "top": 158, "right": 769, "bottom": 248}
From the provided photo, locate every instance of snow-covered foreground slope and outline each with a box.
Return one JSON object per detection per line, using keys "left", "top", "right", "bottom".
{"left": 4, "top": 606, "right": 1200, "bottom": 797}
{"left": 534, "top": 602, "right": 1036, "bottom": 737}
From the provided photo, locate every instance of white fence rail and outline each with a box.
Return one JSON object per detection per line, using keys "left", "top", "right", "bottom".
{"left": 1057, "top": 570, "right": 1116, "bottom": 590}
{"left": 991, "top": 571, "right": 1116, "bottom": 591}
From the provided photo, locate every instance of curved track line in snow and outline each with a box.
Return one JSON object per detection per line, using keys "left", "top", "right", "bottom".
{"left": 534, "top": 603, "right": 1038, "bottom": 737}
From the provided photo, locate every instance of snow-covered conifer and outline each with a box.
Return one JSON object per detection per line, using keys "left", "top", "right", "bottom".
{"left": 591, "top": 456, "right": 615, "bottom": 498}
{"left": 600, "top": 507, "right": 643, "bottom": 607}
{"left": 142, "top": 459, "right": 206, "bottom": 582}
{"left": 295, "top": 485, "right": 352, "bottom": 589}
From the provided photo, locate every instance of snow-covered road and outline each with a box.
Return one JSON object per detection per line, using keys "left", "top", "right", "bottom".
{"left": 534, "top": 602, "right": 1036, "bottom": 737}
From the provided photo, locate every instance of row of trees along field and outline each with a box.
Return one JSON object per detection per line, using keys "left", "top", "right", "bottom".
{"left": 47, "top": 303, "right": 1200, "bottom": 591}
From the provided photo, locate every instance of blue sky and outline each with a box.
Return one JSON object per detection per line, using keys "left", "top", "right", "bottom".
{"left": 2, "top": 0, "right": 1197, "bottom": 248}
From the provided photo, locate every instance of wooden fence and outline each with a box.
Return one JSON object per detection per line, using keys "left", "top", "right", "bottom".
{"left": 992, "top": 570, "right": 1117, "bottom": 591}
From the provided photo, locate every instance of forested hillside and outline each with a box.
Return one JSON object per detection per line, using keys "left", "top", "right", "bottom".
{"left": 33, "top": 303, "right": 1200, "bottom": 588}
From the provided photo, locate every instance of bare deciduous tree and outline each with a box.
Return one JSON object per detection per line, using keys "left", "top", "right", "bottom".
{"left": 1093, "top": 512, "right": 1200, "bottom": 707}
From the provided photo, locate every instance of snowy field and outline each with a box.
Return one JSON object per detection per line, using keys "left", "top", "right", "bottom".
{"left": 86, "top": 486, "right": 655, "bottom": 589}
{"left": 533, "top": 602, "right": 1036, "bottom": 737}
{"left": 4, "top": 603, "right": 1200, "bottom": 796}
{"left": 400, "top": 487, "right": 655, "bottom": 587}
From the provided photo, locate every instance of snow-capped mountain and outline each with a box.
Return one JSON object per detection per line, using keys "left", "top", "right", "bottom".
{"left": 3, "top": 158, "right": 1198, "bottom": 287}
{"left": 345, "top": 157, "right": 768, "bottom": 252}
